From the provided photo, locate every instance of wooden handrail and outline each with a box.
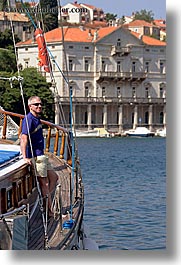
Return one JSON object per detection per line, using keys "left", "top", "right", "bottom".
{"left": 0, "top": 109, "right": 73, "bottom": 214}
{"left": 0, "top": 109, "right": 68, "bottom": 134}
{"left": 0, "top": 109, "right": 71, "bottom": 161}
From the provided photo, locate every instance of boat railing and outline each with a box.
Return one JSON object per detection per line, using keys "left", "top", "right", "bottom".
{"left": 0, "top": 162, "right": 36, "bottom": 214}
{"left": 0, "top": 109, "right": 74, "bottom": 215}
{"left": 0, "top": 109, "right": 70, "bottom": 161}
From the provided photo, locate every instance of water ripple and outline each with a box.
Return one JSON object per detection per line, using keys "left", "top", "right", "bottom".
{"left": 77, "top": 137, "right": 166, "bottom": 250}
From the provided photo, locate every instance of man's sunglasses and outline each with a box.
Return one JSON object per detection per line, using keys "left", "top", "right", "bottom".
{"left": 31, "top": 103, "right": 42, "bottom": 106}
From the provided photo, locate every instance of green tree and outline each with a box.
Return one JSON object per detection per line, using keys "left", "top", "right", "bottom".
{"left": 0, "top": 28, "right": 20, "bottom": 50}
{"left": 39, "top": 0, "right": 58, "bottom": 32}
{"left": 0, "top": 0, "right": 7, "bottom": 11}
{"left": 133, "top": 9, "right": 154, "bottom": 23}
{"left": 105, "top": 13, "right": 117, "bottom": 22}
{"left": 0, "top": 68, "right": 55, "bottom": 121}
{"left": 0, "top": 48, "right": 16, "bottom": 72}
{"left": 0, "top": 29, "right": 20, "bottom": 73}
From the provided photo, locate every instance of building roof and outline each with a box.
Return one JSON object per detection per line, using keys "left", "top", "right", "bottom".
{"left": 0, "top": 11, "right": 29, "bottom": 22}
{"left": 81, "top": 3, "right": 103, "bottom": 11}
{"left": 153, "top": 19, "right": 166, "bottom": 30}
{"left": 126, "top": 19, "right": 159, "bottom": 28}
{"left": 84, "top": 21, "right": 108, "bottom": 29}
{"left": 16, "top": 25, "right": 166, "bottom": 47}
{"left": 131, "top": 31, "right": 166, "bottom": 46}
{"left": 16, "top": 26, "right": 119, "bottom": 45}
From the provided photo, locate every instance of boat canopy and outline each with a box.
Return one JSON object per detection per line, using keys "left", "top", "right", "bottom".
{"left": 0, "top": 150, "right": 20, "bottom": 165}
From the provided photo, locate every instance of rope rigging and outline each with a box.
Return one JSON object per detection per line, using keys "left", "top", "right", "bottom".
{"left": 6, "top": 0, "right": 50, "bottom": 248}
{"left": 2, "top": 0, "right": 83, "bottom": 246}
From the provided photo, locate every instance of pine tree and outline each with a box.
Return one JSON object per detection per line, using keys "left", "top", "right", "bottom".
{"left": 133, "top": 9, "right": 154, "bottom": 23}
{"left": 39, "top": 0, "right": 58, "bottom": 32}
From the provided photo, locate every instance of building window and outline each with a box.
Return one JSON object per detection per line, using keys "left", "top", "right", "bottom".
{"left": 145, "top": 28, "right": 149, "bottom": 35}
{"left": 117, "top": 38, "right": 121, "bottom": 47}
{"left": 145, "top": 111, "right": 149, "bottom": 124}
{"left": 132, "top": 87, "right": 136, "bottom": 97}
{"left": 145, "top": 62, "right": 149, "bottom": 72}
{"left": 25, "top": 61, "right": 29, "bottom": 68}
{"left": 160, "top": 87, "right": 164, "bottom": 98}
{"left": 102, "top": 87, "right": 106, "bottom": 97}
{"left": 84, "top": 59, "right": 90, "bottom": 72}
{"left": 132, "top": 62, "right": 136, "bottom": 72}
{"left": 160, "top": 61, "right": 164, "bottom": 74}
{"left": 52, "top": 62, "right": 56, "bottom": 71}
{"left": 117, "top": 87, "right": 121, "bottom": 97}
{"left": 69, "top": 59, "right": 73, "bottom": 71}
{"left": 69, "top": 86, "right": 73, "bottom": 97}
{"left": 117, "top": 61, "right": 121, "bottom": 72}
{"left": 131, "top": 112, "right": 134, "bottom": 124}
{"left": 145, "top": 87, "right": 149, "bottom": 98}
{"left": 101, "top": 60, "right": 106, "bottom": 72}
{"left": 160, "top": 112, "right": 164, "bottom": 124}
{"left": 85, "top": 86, "right": 89, "bottom": 97}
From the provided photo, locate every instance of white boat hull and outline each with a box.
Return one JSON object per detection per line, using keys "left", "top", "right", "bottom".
{"left": 125, "top": 127, "right": 155, "bottom": 137}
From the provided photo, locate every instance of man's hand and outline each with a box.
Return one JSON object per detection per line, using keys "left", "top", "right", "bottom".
{"left": 23, "top": 158, "right": 32, "bottom": 165}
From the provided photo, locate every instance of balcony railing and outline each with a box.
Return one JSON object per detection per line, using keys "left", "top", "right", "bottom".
{"left": 58, "top": 96, "right": 166, "bottom": 105}
{"left": 111, "top": 46, "right": 131, "bottom": 56}
{"left": 97, "top": 71, "right": 147, "bottom": 82}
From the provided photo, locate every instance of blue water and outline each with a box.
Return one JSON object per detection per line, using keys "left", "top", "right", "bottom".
{"left": 76, "top": 137, "right": 166, "bottom": 250}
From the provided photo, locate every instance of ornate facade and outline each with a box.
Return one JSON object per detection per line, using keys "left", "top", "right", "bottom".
{"left": 17, "top": 25, "right": 166, "bottom": 133}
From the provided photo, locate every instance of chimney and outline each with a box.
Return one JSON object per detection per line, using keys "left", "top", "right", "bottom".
{"left": 138, "top": 34, "right": 143, "bottom": 40}
{"left": 93, "top": 30, "right": 98, "bottom": 41}
{"left": 79, "top": 25, "right": 84, "bottom": 31}
{"left": 88, "top": 29, "right": 92, "bottom": 37}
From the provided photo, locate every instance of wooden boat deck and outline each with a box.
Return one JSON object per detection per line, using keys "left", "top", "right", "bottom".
{"left": 0, "top": 110, "right": 84, "bottom": 250}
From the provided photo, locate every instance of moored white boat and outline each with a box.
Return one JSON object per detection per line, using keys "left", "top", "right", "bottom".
{"left": 73, "top": 128, "right": 111, "bottom": 138}
{"left": 125, "top": 127, "right": 155, "bottom": 137}
{"left": 156, "top": 128, "right": 166, "bottom": 137}
{"left": 74, "top": 129, "right": 99, "bottom": 137}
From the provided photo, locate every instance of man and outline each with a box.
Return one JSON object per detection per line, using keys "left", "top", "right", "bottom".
{"left": 20, "top": 96, "right": 57, "bottom": 216}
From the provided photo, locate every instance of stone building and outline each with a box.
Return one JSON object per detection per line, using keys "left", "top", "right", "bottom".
{"left": 0, "top": 11, "right": 31, "bottom": 41}
{"left": 60, "top": 1, "right": 105, "bottom": 24}
{"left": 16, "top": 25, "right": 166, "bottom": 133}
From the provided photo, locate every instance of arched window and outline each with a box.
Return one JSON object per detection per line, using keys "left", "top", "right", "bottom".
{"left": 132, "top": 61, "right": 136, "bottom": 72}
{"left": 84, "top": 82, "right": 92, "bottom": 97}
{"left": 85, "top": 86, "right": 89, "bottom": 97}
{"left": 101, "top": 60, "right": 106, "bottom": 71}
{"left": 145, "top": 87, "right": 149, "bottom": 98}
{"left": 117, "top": 38, "right": 121, "bottom": 47}
{"left": 132, "top": 87, "right": 136, "bottom": 98}
{"left": 102, "top": 87, "right": 106, "bottom": 97}
{"left": 160, "top": 87, "right": 163, "bottom": 98}
{"left": 145, "top": 111, "right": 149, "bottom": 124}
{"left": 160, "top": 112, "right": 164, "bottom": 124}
{"left": 84, "top": 111, "right": 88, "bottom": 125}
{"left": 132, "top": 112, "right": 134, "bottom": 124}
{"left": 117, "top": 87, "right": 121, "bottom": 97}
{"left": 117, "top": 61, "right": 121, "bottom": 72}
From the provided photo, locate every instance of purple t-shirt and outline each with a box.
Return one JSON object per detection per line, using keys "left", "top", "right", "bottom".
{"left": 21, "top": 112, "right": 44, "bottom": 158}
